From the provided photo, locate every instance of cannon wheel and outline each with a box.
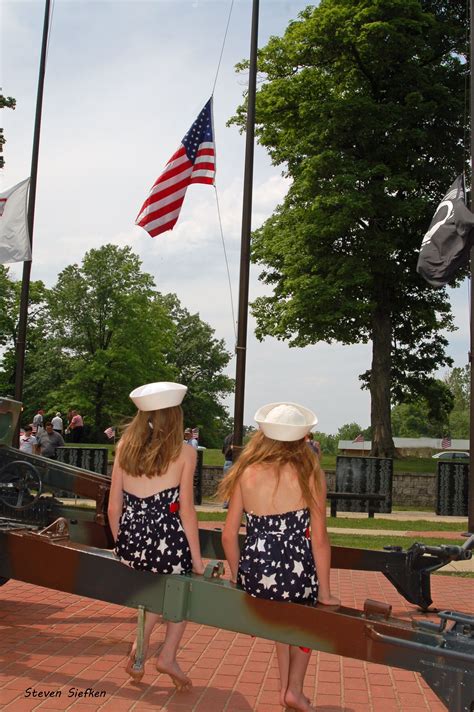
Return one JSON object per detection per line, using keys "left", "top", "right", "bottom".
{"left": 0, "top": 460, "right": 42, "bottom": 510}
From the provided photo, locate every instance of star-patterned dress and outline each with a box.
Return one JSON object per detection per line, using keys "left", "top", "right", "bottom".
{"left": 115, "top": 485, "right": 192, "bottom": 574}
{"left": 237, "top": 508, "right": 318, "bottom": 604}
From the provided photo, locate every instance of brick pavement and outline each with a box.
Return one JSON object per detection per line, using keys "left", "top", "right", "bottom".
{"left": 1, "top": 571, "right": 472, "bottom": 711}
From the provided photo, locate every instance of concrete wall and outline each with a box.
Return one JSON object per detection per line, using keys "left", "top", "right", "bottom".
{"left": 202, "top": 466, "right": 437, "bottom": 509}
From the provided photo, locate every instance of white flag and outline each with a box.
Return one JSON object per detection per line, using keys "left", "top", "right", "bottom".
{"left": 0, "top": 178, "right": 31, "bottom": 264}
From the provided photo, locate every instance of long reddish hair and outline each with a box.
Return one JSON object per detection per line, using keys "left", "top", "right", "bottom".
{"left": 118, "top": 406, "right": 183, "bottom": 477}
{"left": 217, "top": 430, "right": 323, "bottom": 509}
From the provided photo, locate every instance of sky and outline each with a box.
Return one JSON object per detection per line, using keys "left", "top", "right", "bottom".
{"left": 1, "top": 0, "right": 470, "bottom": 435}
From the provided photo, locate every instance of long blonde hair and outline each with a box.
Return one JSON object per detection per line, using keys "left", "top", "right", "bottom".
{"left": 118, "top": 406, "right": 183, "bottom": 477}
{"left": 217, "top": 430, "right": 323, "bottom": 509}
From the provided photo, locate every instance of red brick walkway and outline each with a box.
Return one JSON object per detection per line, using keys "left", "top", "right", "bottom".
{"left": 0, "top": 573, "right": 472, "bottom": 711}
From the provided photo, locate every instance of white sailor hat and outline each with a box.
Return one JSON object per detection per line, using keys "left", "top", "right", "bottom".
{"left": 254, "top": 402, "right": 318, "bottom": 442}
{"left": 129, "top": 382, "right": 187, "bottom": 411}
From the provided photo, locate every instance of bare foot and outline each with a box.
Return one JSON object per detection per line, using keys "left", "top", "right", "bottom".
{"left": 156, "top": 654, "right": 192, "bottom": 691}
{"left": 280, "top": 690, "right": 311, "bottom": 708}
{"left": 284, "top": 688, "right": 316, "bottom": 711}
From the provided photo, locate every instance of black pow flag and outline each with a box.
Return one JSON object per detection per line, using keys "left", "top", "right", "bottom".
{"left": 417, "top": 175, "right": 474, "bottom": 288}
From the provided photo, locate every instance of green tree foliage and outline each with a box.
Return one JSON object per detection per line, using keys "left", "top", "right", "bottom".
{"left": 0, "top": 247, "right": 233, "bottom": 440}
{"left": 313, "top": 430, "right": 338, "bottom": 455}
{"left": 0, "top": 94, "right": 16, "bottom": 169}
{"left": 0, "top": 266, "right": 52, "bottom": 421}
{"left": 445, "top": 365, "right": 469, "bottom": 437}
{"left": 157, "top": 294, "right": 234, "bottom": 447}
{"left": 391, "top": 376, "right": 455, "bottom": 437}
{"left": 44, "top": 245, "right": 179, "bottom": 434}
{"left": 230, "top": 0, "right": 466, "bottom": 457}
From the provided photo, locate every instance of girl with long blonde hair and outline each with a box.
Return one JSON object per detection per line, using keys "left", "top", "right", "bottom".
{"left": 220, "top": 402, "right": 339, "bottom": 712}
{"left": 108, "top": 382, "right": 204, "bottom": 690}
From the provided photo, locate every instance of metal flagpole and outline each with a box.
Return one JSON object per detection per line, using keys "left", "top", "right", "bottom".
{"left": 469, "top": 0, "right": 474, "bottom": 532}
{"left": 14, "top": 0, "right": 51, "bottom": 408}
{"left": 233, "top": 0, "right": 259, "bottom": 451}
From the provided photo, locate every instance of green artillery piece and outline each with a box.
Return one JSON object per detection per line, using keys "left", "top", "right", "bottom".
{"left": 0, "top": 398, "right": 473, "bottom": 712}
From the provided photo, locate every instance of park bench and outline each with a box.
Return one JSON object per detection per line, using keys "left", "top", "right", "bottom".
{"left": 327, "top": 491, "right": 386, "bottom": 518}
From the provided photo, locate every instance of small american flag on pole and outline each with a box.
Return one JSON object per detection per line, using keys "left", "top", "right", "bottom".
{"left": 441, "top": 435, "right": 452, "bottom": 449}
{"left": 104, "top": 426, "right": 116, "bottom": 440}
{"left": 352, "top": 434, "right": 364, "bottom": 443}
{"left": 135, "top": 98, "right": 215, "bottom": 237}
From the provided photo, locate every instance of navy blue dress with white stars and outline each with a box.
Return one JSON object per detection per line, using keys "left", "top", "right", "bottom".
{"left": 115, "top": 485, "right": 192, "bottom": 575}
{"left": 237, "top": 509, "right": 318, "bottom": 604}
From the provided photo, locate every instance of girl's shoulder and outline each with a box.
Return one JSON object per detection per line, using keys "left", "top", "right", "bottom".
{"left": 178, "top": 442, "right": 197, "bottom": 464}
{"left": 241, "top": 462, "right": 275, "bottom": 484}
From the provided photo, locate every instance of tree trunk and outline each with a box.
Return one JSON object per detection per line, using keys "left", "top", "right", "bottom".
{"left": 370, "top": 289, "right": 395, "bottom": 458}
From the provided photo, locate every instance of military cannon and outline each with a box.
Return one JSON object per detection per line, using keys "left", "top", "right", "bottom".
{"left": 0, "top": 398, "right": 472, "bottom": 711}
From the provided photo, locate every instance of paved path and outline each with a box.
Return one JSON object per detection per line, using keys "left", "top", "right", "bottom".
{"left": 1, "top": 572, "right": 472, "bottom": 711}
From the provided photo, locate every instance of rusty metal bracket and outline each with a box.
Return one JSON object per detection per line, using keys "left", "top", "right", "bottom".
{"left": 95, "top": 485, "right": 109, "bottom": 526}
{"left": 363, "top": 599, "right": 392, "bottom": 620}
{"left": 35, "top": 517, "right": 70, "bottom": 541}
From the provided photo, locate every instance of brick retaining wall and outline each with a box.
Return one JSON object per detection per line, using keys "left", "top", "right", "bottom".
{"left": 202, "top": 466, "right": 437, "bottom": 508}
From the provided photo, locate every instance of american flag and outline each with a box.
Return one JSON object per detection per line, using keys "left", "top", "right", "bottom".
{"left": 441, "top": 436, "right": 452, "bottom": 449}
{"left": 104, "top": 426, "right": 116, "bottom": 440}
{"left": 135, "top": 98, "right": 215, "bottom": 237}
{"left": 352, "top": 434, "right": 364, "bottom": 443}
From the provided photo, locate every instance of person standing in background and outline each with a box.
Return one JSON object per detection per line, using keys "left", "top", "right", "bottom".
{"left": 52, "top": 412, "right": 63, "bottom": 435}
{"left": 36, "top": 422, "right": 65, "bottom": 459}
{"left": 19, "top": 425, "right": 38, "bottom": 454}
{"left": 184, "top": 428, "right": 198, "bottom": 448}
{"left": 305, "top": 432, "right": 321, "bottom": 458}
{"left": 68, "top": 410, "right": 84, "bottom": 442}
{"left": 32, "top": 409, "right": 45, "bottom": 436}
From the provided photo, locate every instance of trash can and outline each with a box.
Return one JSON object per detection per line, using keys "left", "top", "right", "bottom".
{"left": 436, "top": 462, "right": 469, "bottom": 516}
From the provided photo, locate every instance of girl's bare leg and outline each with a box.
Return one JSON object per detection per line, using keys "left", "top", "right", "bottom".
{"left": 284, "top": 646, "right": 315, "bottom": 711}
{"left": 276, "top": 642, "right": 290, "bottom": 706}
{"left": 156, "top": 621, "right": 191, "bottom": 691}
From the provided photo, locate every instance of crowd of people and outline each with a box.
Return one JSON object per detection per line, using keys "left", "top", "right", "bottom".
{"left": 19, "top": 408, "right": 84, "bottom": 459}
{"left": 106, "top": 381, "right": 336, "bottom": 711}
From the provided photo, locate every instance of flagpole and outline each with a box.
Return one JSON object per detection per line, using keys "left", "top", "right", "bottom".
{"left": 233, "top": 0, "right": 259, "bottom": 450}
{"left": 14, "top": 0, "right": 51, "bottom": 409}
{"left": 468, "top": 0, "right": 474, "bottom": 532}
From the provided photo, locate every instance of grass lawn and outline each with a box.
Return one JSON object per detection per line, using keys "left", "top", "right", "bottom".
{"left": 201, "top": 449, "right": 438, "bottom": 473}
{"left": 197, "top": 511, "right": 466, "bottom": 531}
{"left": 73, "top": 445, "right": 439, "bottom": 473}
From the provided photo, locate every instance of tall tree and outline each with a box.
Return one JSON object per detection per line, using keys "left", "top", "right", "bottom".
{"left": 0, "top": 248, "right": 234, "bottom": 440}
{"left": 230, "top": 0, "right": 466, "bottom": 456}
{"left": 391, "top": 379, "right": 453, "bottom": 437}
{"left": 0, "top": 266, "right": 54, "bottom": 422}
{"left": 158, "top": 294, "right": 234, "bottom": 447}
{"left": 0, "top": 94, "right": 16, "bottom": 169}
{"left": 46, "top": 245, "right": 177, "bottom": 434}
{"left": 445, "top": 365, "right": 470, "bottom": 437}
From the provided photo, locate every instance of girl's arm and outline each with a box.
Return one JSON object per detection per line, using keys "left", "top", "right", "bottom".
{"left": 107, "top": 442, "right": 124, "bottom": 542}
{"left": 179, "top": 446, "right": 205, "bottom": 575}
{"left": 310, "top": 472, "right": 340, "bottom": 606}
{"left": 221, "top": 484, "right": 244, "bottom": 583}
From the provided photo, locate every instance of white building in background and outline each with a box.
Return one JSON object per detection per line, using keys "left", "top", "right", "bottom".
{"left": 338, "top": 438, "right": 469, "bottom": 457}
